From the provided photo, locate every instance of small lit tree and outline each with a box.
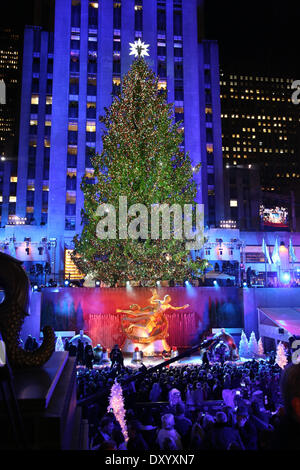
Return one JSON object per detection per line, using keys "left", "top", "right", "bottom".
{"left": 55, "top": 335, "right": 64, "bottom": 352}
{"left": 108, "top": 380, "right": 128, "bottom": 442}
{"left": 239, "top": 330, "right": 249, "bottom": 359}
{"left": 258, "top": 337, "right": 264, "bottom": 357}
{"left": 275, "top": 342, "right": 288, "bottom": 369}
{"left": 248, "top": 331, "right": 258, "bottom": 358}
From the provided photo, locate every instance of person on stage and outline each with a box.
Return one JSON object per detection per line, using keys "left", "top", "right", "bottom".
{"left": 110, "top": 344, "right": 124, "bottom": 369}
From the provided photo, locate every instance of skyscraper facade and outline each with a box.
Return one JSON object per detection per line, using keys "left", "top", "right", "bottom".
{"left": 220, "top": 70, "right": 300, "bottom": 195}
{"left": 3, "top": 0, "right": 224, "bottom": 277}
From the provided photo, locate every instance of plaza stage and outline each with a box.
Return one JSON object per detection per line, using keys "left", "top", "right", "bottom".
{"left": 34, "top": 286, "right": 300, "bottom": 356}
{"left": 40, "top": 286, "right": 243, "bottom": 351}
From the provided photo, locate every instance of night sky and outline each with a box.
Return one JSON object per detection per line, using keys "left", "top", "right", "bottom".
{"left": 204, "top": 0, "right": 300, "bottom": 76}
{"left": 1, "top": 0, "right": 299, "bottom": 75}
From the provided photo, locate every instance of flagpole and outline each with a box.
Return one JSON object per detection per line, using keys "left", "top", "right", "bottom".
{"left": 265, "top": 255, "right": 267, "bottom": 287}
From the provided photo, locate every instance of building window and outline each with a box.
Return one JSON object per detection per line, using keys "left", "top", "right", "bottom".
{"left": 157, "top": 8, "right": 166, "bottom": 32}
{"left": 173, "top": 10, "right": 182, "bottom": 36}
{"left": 71, "top": 0, "right": 81, "bottom": 28}
{"left": 89, "top": 1, "right": 98, "bottom": 27}
{"left": 113, "top": 2, "right": 121, "bottom": 29}
{"left": 135, "top": 2, "right": 143, "bottom": 31}
{"left": 31, "top": 94, "right": 39, "bottom": 105}
{"left": 230, "top": 200, "right": 238, "bottom": 207}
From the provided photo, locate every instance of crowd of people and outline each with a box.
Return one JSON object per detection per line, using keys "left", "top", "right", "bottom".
{"left": 22, "top": 334, "right": 300, "bottom": 450}
{"left": 75, "top": 350, "right": 300, "bottom": 451}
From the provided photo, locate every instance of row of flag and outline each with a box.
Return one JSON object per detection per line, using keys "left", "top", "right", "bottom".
{"left": 262, "top": 238, "right": 297, "bottom": 265}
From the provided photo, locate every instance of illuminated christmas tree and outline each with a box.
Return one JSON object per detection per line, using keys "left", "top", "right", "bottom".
{"left": 55, "top": 335, "right": 64, "bottom": 352}
{"left": 248, "top": 331, "right": 258, "bottom": 358}
{"left": 239, "top": 330, "right": 249, "bottom": 359}
{"left": 108, "top": 380, "right": 128, "bottom": 442}
{"left": 275, "top": 342, "right": 288, "bottom": 369}
{"left": 258, "top": 337, "right": 264, "bottom": 357}
{"left": 72, "top": 53, "right": 205, "bottom": 285}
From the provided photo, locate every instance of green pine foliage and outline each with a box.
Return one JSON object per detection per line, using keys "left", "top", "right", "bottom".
{"left": 72, "top": 58, "right": 205, "bottom": 285}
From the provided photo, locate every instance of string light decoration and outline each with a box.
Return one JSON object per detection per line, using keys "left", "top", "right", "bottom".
{"left": 275, "top": 342, "right": 288, "bottom": 369}
{"left": 108, "top": 380, "right": 128, "bottom": 442}
{"left": 55, "top": 335, "right": 65, "bottom": 352}
{"left": 72, "top": 57, "right": 206, "bottom": 284}
{"left": 258, "top": 337, "right": 264, "bottom": 357}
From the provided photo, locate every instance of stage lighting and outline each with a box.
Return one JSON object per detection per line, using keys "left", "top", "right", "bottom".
{"left": 157, "top": 280, "right": 160, "bottom": 286}
{"left": 64, "top": 279, "right": 70, "bottom": 287}
{"left": 95, "top": 280, "right": 100, "bottom": 287}
{"left": 281, "top": 272, "right": 291, "bottom": 284}
{"left": 243, "top": 281, "right": 247, "bottom": 288}
{"left": 185, "top": 280, "right": 190, "bottom": 286}
{"left": 33, "top": 285, "right": 38, "bottom": 291}
{"left": 213, "top": 280, "right": 218, "bottom": 286}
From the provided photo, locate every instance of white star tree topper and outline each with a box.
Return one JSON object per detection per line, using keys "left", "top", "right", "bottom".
{"left": 129, "top": 38, "right": 150, "bottom": 58}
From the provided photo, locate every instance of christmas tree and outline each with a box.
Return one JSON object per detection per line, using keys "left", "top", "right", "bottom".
{"left": 55, "top": 335, "right": 64, "bottom": 352}
{"left": 275, "top": 342, "right": 288, "bottom": 369}
{"left": 72, "top": 53, "right": 205, "bottom": 285}
{"left": 258, "top": 337, "right": 264, "bottom": 357}
{"left": 248, "top": 331, "right": 258, "bottom": 358}
{"left": 239, "top": 330, "right": 249, "bottom": 359}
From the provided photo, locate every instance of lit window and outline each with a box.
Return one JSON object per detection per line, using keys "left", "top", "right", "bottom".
{"left": 230, "top": 200, "right": 238, "bottom": 207}
{"left": 113, "top": 77, "right": 120, "bottom": 86}
{"left": 68, "top": 146, "right": 77, "bottom": 155}
{"left": 31, "top": 95, "right": 39, "bottom": 105}
{"left": 9, "top": 196, "right": 17, "bottom": 202}
{"left": 86, "top": 121, "right": 96, "bottom": 132}
{"left": 68, "top": 122, "right": 78, "bottom": 131}
{"left": 46, "top": 96, "right": 52, "bottom": 105}
{"left": 158, "top": 80, "right": 167, "bottom": 90}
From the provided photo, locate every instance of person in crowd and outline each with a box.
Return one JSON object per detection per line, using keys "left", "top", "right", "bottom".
{"left": 202, "top": 349, "right": 210, "bottom": 366}
{"left": 271, "top": 363, "right": 300, "bottom": 450}
{"left": 156, "top": 413, "right": 182, "bottom": 450}
{"left": 64, "top": 338, "right": 70, "bottom": 351}
{"left": 68, "top": 341, "right": 77, "bottom": 357}
{"left": 85, "top": 344, "right": 94, "bottom": 369}
{"left": 90, "top": 416, "right": 115, "bottom": 450}
{"left": 174, "top": 403, "right": 192, "bottom": 446}
{"left": 235, "top": 406, "right": 258, "bottom": 450}
{"left": 168, "top": 388, "right": 185, "bottom": 414}
{"left": 77, "top": 339, "right": 85, "bottom": 365}
{"left": 126, "top": 420, "right": 149, "bottom": 451}
{"left": 149, "top": 381, "right": 162, "bottom": 402}
{"left": 204, "top": 411, "right": 244, "bottom": 450}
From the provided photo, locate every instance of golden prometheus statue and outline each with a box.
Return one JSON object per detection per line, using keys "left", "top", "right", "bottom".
{"left": 116, "top": 289, "right": 189, "bottom": 353}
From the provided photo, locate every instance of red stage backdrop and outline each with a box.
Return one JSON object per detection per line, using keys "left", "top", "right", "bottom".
{"left": 41, "top": 287, "right": 243, "bottom": 349}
